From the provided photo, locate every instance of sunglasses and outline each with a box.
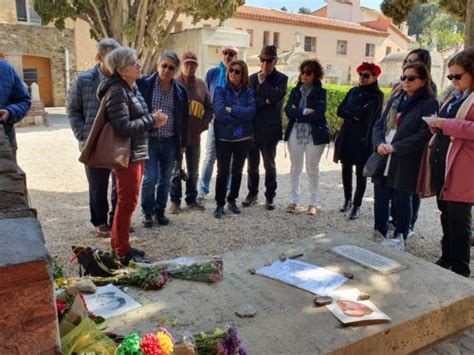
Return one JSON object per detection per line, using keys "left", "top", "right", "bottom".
{"left": 447, "top": 72, "right": 466, "bottom": 81}
{"left": 404, "top": 58, "right": 420, "bottom": 64}
{"left": 161, "top": 63, "right": 176, "bottom": 71}
{"left": 223, "top": 51, "right": 236, "bottom": 57}
{"left": 229, "top": 68, "right": 242, "bottom": 75}
{"left": 301, "top": 70, "right": 313, "bottom": 76}
{"left": 260, "top": 58, "right": 274, "bottom": 64}
{"left": 400, "top": 75, "right": 421, "bottom": 82}
{"left": 359, "top": 73, "right": 374, "bottom": 79}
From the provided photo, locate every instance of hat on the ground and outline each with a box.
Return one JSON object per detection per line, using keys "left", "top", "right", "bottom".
{"left": 356, "top": 62, "right": 381, "bottom": 77}
{"left": 182, "top": 51, "right": 198, "bottom": 64}
{"left": 221, "top": 45, "right": 239, "bottom": 54}
{"left": 259, "top": 45, "right": 278, "bottom": 60}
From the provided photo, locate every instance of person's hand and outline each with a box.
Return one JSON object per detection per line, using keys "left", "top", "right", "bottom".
{"left": 225, "top": 107, "right": 232, "bottom": 113}
{"left": 152, "top": 111, "right": 168, "bottom": 127}
{"left": 428, "top": 118, "right": 446, "bottom": 129}
{"left": 0, "top": 109, "right": 10, "bottom": 122}
{"left": 377, "top": 144, "right": 394, "bottom": 155}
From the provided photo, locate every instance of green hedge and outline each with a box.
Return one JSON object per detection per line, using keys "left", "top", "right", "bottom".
{"left": 282, "top": 84, "right": 392, "bottom": 139}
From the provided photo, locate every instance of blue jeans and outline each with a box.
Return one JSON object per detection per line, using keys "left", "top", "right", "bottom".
{"left": 199, "top": 123, "right": 217, "bottom": 195}
{"left": 170, "top": 143, "right": 200, "bottom": 205}
{"left": 374, "top": 182, "right": 412, "bottom": 239}
{"left": 141, "top": 137, "right": 177, "bottom": 216}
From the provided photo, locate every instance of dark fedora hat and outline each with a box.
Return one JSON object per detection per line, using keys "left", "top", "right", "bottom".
{"left": 259, "top": 45, "right": 278, "bottom": 60}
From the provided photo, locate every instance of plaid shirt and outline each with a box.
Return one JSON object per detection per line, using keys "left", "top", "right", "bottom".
{"left": 150, "top": 78, "right": 175, "bottom": 138}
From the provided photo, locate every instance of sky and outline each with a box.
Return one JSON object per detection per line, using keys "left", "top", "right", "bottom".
{"left": 245, "top": 0, "right": 383, "bottom": 12}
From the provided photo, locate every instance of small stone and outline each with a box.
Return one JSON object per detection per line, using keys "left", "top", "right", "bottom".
{"left": 358, "top": 292, "right": 370, "bottom": 301}
{"left": 343, "top": 272, "right": 354, "bottom": 279}
{"left": 248, "top": 268, "right": 256, "bottom": 275}
{"left": 264, "top": 259, "right": 273, "bottom": 266}
{"left": 279, "top": 253, "right": 287, "bottom": 262}
{"left": 236, "top": 304, "right": 257, "bottom": 318}
{"left": 288, "top": 253, "right": 304, "bottom": 259}
{"left": 313, "top": 295, "right": 333, "bottom": 307}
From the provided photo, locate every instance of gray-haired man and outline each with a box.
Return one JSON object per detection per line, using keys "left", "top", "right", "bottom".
{"left": 67, "top": 38, "right": 120, "bottom": 237}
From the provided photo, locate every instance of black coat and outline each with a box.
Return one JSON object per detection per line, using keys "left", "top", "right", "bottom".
{"left": 372, "top": 90, "right": 438, "bottom": 192}
{"left": 249, "top": 69, "right": 288, "bottom": 143}
{"left": 97, "top": 75, "right": 156, "bottom": 163}
{"left": 284, "top": 81, "right": 329, "bottom": 145}
{"left": 333, "top": 82, "right": 384, "bottom": 165}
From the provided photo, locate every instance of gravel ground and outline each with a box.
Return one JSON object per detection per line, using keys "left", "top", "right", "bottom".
{"left": 16, "top": 109, "right": 473, "bottom": 278}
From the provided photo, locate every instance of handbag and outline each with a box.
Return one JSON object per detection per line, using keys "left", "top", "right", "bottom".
{"left": 363, "top": 152, "right": 387, "bottom": 177}
{"left": 79, "top": 91, "right": 131, "bottom": 170}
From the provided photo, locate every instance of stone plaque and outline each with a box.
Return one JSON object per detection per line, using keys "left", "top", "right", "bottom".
{"left": 332, "top": 245, "right": 404, "bottom": 274}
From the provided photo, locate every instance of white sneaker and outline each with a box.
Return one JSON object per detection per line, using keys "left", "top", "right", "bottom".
{"left": 407, "top": 228, "right": 415, "bottom": 239}
{"left": 197, "top": 192, "right": 206, "bottom": 203}
{"left": 381, "top": 234, "right": 405, "bottom": 252}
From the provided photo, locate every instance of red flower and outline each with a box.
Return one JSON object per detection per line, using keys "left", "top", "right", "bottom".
{"left": 141, "top": 333, "right": 162, "bottom": 355}
{"left": 56, "top": 299, "right": 67, "bottom": 314}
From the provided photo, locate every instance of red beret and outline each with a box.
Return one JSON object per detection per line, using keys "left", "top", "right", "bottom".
{"left": 356, "top": 62, "right": 381, "bottom": 77}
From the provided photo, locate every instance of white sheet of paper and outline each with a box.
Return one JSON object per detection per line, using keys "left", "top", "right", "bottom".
{"left": 326, "top": 288, "right": 391, "bottom": 324}
{"left": 422, "top": 115, "right": 438, "bottom": 124}
{"left": 256, "top": 259, "right": 347, "bottom": 295}
{"left": 83, "top": 284, "right": 141, "bottom": 319}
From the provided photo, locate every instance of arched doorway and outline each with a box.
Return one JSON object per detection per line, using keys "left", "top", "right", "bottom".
{"left": 22, "top": 55, "right": 54, "bottom": 107}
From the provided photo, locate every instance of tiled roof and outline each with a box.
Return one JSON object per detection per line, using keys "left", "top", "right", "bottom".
{"left": 235, "top": 6, "right": 390, "bottom": 37}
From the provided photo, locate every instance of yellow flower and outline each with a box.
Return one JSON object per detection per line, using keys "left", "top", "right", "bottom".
{"left": 55, "top": 277, "right": 65, "bottom": 287}
{"left": 156, "top": 332, "right": 173, "bottom": 355}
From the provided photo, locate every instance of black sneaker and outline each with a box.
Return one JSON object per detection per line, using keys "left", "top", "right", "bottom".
{"left": 435, "top": 258, "right": 451, "bottom": 269}
{"left": 142, "top": 214, "right": 153, "bottom": 228}
{"left": 242, "top": 193, "right": 258, "bottom": 207}
{"left": 265, "top": 199, "right": 276, "bottom": 210}
{"left": 349, "top": 206, "right": 360, "bottom": 220}
{"left": 130, "top": 247, "right": 145, "bottom": 257}
{"left": 339, "top": 200, "right": 352, "bottom": 212}
{"left": 213, "top": 206, "right": 225, "bottom": 218}
{"left": 156, "top": 214, "right": 170, "bottom": 226}
{"left": 228, "top": 201, "right": 241, "bottom": 214}
{"left": 118, "top": 252, "right": 150, "bottom": 266}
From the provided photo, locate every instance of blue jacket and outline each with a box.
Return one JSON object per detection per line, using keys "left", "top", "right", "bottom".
{"left": 0, "top": 60, "right": 31, "bottom": 149}
{"left": 66, "top": 65, "right": 103, "bottom": 149}
{"left": 284, "top": 81, "right": 329, "bottom": 145}
{"left": 213, "top": 84, "right": 256, "bottom": 142}
{"left": 205, "top": 65, "right": 225, "bottom": 103}
{"left": 137, "top": 73, "right": 189, "bottom": 153}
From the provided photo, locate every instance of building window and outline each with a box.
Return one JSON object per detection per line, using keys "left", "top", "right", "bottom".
{"left": 16, "top": 0, "right": 42, "bottom": 25}
{"left": 23, "top": 68, "right": 38, "bottom": 87}
{"left": 304, "top": 36, "right": 317, "bottom": 52}
{"left": 174, "top": 21, "right": 183, "bottom": 32}
{"left": 386, "top": 46, "right": 392, "bottom": 55}
{"left": 263, "top": 31, "right": 270, "bottom": 46}
{"left": 365, "top": 43, "right": 375, "bottom": 57}
{"left": 337, "top": 40, "right": 348, "bottom": 55}
{"left": 273, "top": 32, "right": 280, "bottom": 48}
{"left": 247, "top": 29, "right": 254, "bottom": 47}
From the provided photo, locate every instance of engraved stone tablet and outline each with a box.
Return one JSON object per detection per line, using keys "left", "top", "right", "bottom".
{"left": 332, "top": 245, "right": 404, "bottom": 274}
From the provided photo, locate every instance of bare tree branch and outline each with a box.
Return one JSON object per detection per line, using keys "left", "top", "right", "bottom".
{"left": 88, "top": 0, "right": 109, "bottom": 37}
{"left": 134, "top": 0, "right": 149, "bottom": 48}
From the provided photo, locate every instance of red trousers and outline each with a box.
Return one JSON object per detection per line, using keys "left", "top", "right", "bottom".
{"left": 111, "top": 161, "right": 144, "bottom": 257}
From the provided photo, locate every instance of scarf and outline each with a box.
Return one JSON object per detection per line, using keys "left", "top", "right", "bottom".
{"left": 386, "top": 91, "right": 405, "bottom": 131}
{"left": 216, "top": 62, "right": 227, "bottom": 88}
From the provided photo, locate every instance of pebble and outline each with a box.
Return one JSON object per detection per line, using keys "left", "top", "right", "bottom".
{"left": 358, "top": 292, "right": 370, "bottom": 301}
{"left": 313, "top": 295, "right": 333, "bottom": 307}
{"left": 343, "top": 272, "right": 354, "bottom": 279}
{"left": 236, "top": 304, "right": 257, "bottom": 318}
{"left": 279, "top": 253, "right": 287, "bottom": 262}
{"left": 248, "top": 268, "right": 256, "bottom": 275}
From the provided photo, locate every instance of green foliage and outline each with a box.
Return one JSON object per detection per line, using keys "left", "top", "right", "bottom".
{"left": 298, "top": 7, "right": 312, "bottom": 14}
{"left": 281, "top": 6, "right": 288, "bottom": 11}
{"left": 282, "top": 84, "right": 392, "bottom": 139}
{"left": 382, "top": 0, "right": 467, "bottom": 24}
{"left": 406, "top": 1, "right": 464, "bottom": 50}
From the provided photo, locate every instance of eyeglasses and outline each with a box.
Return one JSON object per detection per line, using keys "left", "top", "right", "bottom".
{"left": 223, "top": 51, "right": 236, "bottom": 57}
{"left": 301, "top": 70, "right": 313, "bottom": 76}
{"left": 161, "top": 63, "right": 176, "bottom": 71}
{"left": 400, "top": 75, "right": 421, "bottom": 82}
{"left": 359, "top": 73, "right": 373, "bottom": 79}
{"left": 260, "top": 58, "right": 274, "bottom": 64}
{"left": 447, "top": 72, "right": 466, "bottom": 81}
{"left": 229, "top": 68, "right": 242, "bottom": 75}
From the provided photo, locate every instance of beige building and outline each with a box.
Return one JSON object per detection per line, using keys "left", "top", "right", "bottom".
{"left": 159, "top": 1, "right": 413, "bottom": 84}
{"left": 0, "top": 0, "right": 78, "bottom": 106}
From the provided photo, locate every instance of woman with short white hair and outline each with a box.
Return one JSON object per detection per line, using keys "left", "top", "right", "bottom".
{"left": 98, "top": 47, "right": 167, "bottom": 264}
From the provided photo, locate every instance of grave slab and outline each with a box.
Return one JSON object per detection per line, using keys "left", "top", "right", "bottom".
{"left": 106, "top": 233, "right": 474, "bottom": 354}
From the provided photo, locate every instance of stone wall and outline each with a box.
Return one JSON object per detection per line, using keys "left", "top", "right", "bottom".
{"left": 0, "top": 130, "right": 59, "bottom": 353}
{"left": 0, "top": 23, "right": 76, "bottom": 106}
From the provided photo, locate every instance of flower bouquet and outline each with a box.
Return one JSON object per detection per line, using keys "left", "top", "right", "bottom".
{"left": 132, "top": 256, "right": 223, "bottom": 283}
{"left": 194, "top": 326, "right": 247, "bottom": 355}
{"left": 115, "top": 328, "right": 174, "bottom": 355}
{"left": 61, "top": 318, "right": 116, "bottom": 355}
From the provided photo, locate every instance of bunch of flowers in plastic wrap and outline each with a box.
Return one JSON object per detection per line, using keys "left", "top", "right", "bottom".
{"left": 90, "top": 265, "right": 169, "bottom": 290}
{"left": 61, "top": 318, "right": 116, "bottom": 355}
{"left": 194, "top": 326, "right": 247, "bottom": 355}
{"left": 116, "top": 328, "right": 174, "bottom": 355}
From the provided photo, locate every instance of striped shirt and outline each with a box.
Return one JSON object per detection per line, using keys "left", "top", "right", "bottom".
{"left": 150, "top": 78, "right": 175, "bottom": 138}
